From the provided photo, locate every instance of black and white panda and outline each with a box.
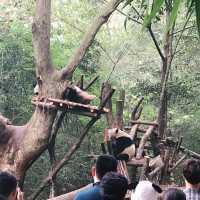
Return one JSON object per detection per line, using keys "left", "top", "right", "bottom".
{"left": 107, "top": 128, "right": 135, "bottom": 162}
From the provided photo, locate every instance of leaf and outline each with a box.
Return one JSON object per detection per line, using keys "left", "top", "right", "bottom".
{"left": 166, "top": 0, "right": 181, "bottom": 31}
{"left": 143, "top": 0, "right": 164, "bottom": 27}
{"left": 195, "top": 0, "right": 200, "bottom": 37}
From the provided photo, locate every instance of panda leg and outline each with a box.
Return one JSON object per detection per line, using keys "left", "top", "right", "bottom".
{"left": 117, "top": 154, "right": 129, "bottom": 162}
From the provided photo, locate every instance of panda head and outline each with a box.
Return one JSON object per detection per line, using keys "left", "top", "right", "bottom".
{"left": 34, "top": 76, "right": 42, "bottom": 95}
{"left": 107, "top": 128, "right": 132, "bottom": 140}
{"left": 131, "top": 181, "right": 162, "bottom": 200}
{"left": 34, "top": 84, "right": 39, "bottom": 95}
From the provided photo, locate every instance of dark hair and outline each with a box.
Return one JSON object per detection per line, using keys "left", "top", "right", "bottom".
{"left": 163, "top": 188, "right": 186, "bottom": 200}
{"left": 0, "top": 171, "right": 17, "bottom": 197}
{"left": 183, "top": 159, "right": 200, "bottom": 185}
{"left": 100, "top": 172, "right": 128, "bottom": 200}
{"left": 96, "top": 155, "right": 117, "bottom": 179}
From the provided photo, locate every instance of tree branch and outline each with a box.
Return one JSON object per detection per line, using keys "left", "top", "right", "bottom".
{"left": 136, "top": 124, "right": 156, "bottom": 159}
{"left": 148, "top": 26, "right": 165, "bottom": 61}
{"left": 59, "top": 0, "right": 124, "bottom": 79}
{"left": 32, "top": 0, "right": 54, "bottom": 77}
{"left": 84, "top": 76, "right": 99, "bottom": 91}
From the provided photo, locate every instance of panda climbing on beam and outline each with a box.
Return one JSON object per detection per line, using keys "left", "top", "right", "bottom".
{"left": 107, "top": 128, "right": 136, "bottom": 162}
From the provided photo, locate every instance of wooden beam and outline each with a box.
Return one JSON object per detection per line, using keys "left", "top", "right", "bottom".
{"left": 169, "top": 154, "right": 187, "bottom": 172}
{"left": 131, "top": 97, "right": 144, "bottom": 120}
{"left": 131, "top": 120, "right": 158, "bottom": 126}
{"left": 113, "top": 90, "right": 125, "bottom": 129}
{"left": 136, "top": 125, "right": 156, "bottom": 159}
{"left": 100, "top": 82, "right": 114, "bottom": 128}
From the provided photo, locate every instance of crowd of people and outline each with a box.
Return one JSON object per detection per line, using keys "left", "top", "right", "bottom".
{"left": 74, "top": 155, "right": 200, "bottom": 200}
{"left": 0, "top": 155, "right": 199, "bottom": 200}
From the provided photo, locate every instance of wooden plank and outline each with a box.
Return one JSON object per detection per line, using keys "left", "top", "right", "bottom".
{"left": 131, "top": 120, "right": 158, "bottom": 126}
{"left": 47, "top": 98, "right": 108, "bottom": 113}
{"left": 32, "top": 97, "right": 109, "bottom": 117}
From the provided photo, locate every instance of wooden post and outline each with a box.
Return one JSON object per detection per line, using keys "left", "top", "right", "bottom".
{"left": 136, "top": 124, "right": 156, "bottom": 159}
{"left": 101, "top": 82, "right": 114, "bottom": 128}
{"left": 113, "top": 90, "right": 125, "bottom": 129}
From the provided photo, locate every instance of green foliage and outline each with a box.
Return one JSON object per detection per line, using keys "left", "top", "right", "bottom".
{"left": 195, "top": 0, "right": 200, "bottom": 36}
{"left": 0, "top": 21, "right": 34, "bottom": 123}
{"left": 167, "top": 0, "right": 181, "bottom": 31}
{"left": 143, "top": 0, "right": 164, "bottom": 27}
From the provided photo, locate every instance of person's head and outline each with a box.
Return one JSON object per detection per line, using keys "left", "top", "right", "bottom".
{"left": 0, "top": 171, "right": 17, "bottom": 200}
{"left": 182, "top": 159, "right": 200, "bottom": 185}
{"left": 131, "top": 180, "right": 162, "bottom": 200}
{"left": 95, "top": 155, "right": 118, "bottom": 180}
{"left": 163, "top": 188, "right": 186, "bottom": 200}
{"left": 100, "top": 172, "right": 128, "bottom": 200}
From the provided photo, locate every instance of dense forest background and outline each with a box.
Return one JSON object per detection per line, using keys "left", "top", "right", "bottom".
{"left": 0, "top": 0, "right": 200, "bottom": 199}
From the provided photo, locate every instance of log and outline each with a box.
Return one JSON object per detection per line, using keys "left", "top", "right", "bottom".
{"left": 32, "top": 97, "right": 109, "bottom": 117}
{"left": 136, "top": 125, "right": 156, "bottom": 159}
{"left": 131, "top": 120, "right": 158, "bottom": 126}
{"left": 169, "top": 137, "right": 183, "bottom": 166}
{"left": 169, "top": 154, "right": 187, "bottom": 172}
{"left": 140, "top": 157, "right": 150, "bottom": 181}
{"left": 150, "top": 132, "right": 161, "bottom": 156}
{"left": 101, "top": 82, "right": 114, "bottom": 128}
{"left": 162, "top": 138, "right": 200, "bottom": 159}
{"left": 124, "top": 126, "right": 158, "bottom": 135}
{"left": 161, "top": 149, "right": 170, "bottom": 182}
{"left": 134, "top": 106, "right": 143, "bottom": 121}
{"left": 148, "top": 155, "right": 164, "bottom": 178}
{"left": 129, "top": 124, "right": 139, "bottom": 140}
{"left": 113, "top": 90, "right": 125, "bottom": 129}
{"left": 31, "top": 101, "right": 57, "bottom": 110}
{"left": 131, "top": 97, "right": 144, "bottom": 120}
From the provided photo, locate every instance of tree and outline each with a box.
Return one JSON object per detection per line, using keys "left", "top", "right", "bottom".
{"left": 0, "top": 0, "right": 123, "bottom": 190}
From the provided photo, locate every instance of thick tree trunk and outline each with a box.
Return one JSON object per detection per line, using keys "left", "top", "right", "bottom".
{"left": 0, "top": 0, "right": 124, "bottom": 188}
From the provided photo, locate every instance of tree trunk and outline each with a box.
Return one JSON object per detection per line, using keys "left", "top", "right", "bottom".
{"left": 158, "top": 1, "right": 173, "bottom": 139}
{"left": 0, "top": 0, "right": 124, "bottom": 188}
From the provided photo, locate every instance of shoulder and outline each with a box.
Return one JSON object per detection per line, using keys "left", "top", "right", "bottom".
{"left": 74, "top": 185, "right": 101, "bottom": 200}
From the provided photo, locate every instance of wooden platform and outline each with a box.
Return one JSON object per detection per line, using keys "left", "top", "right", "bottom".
{"left": 32, "top": 96, "right": 109, "bottom": 117}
